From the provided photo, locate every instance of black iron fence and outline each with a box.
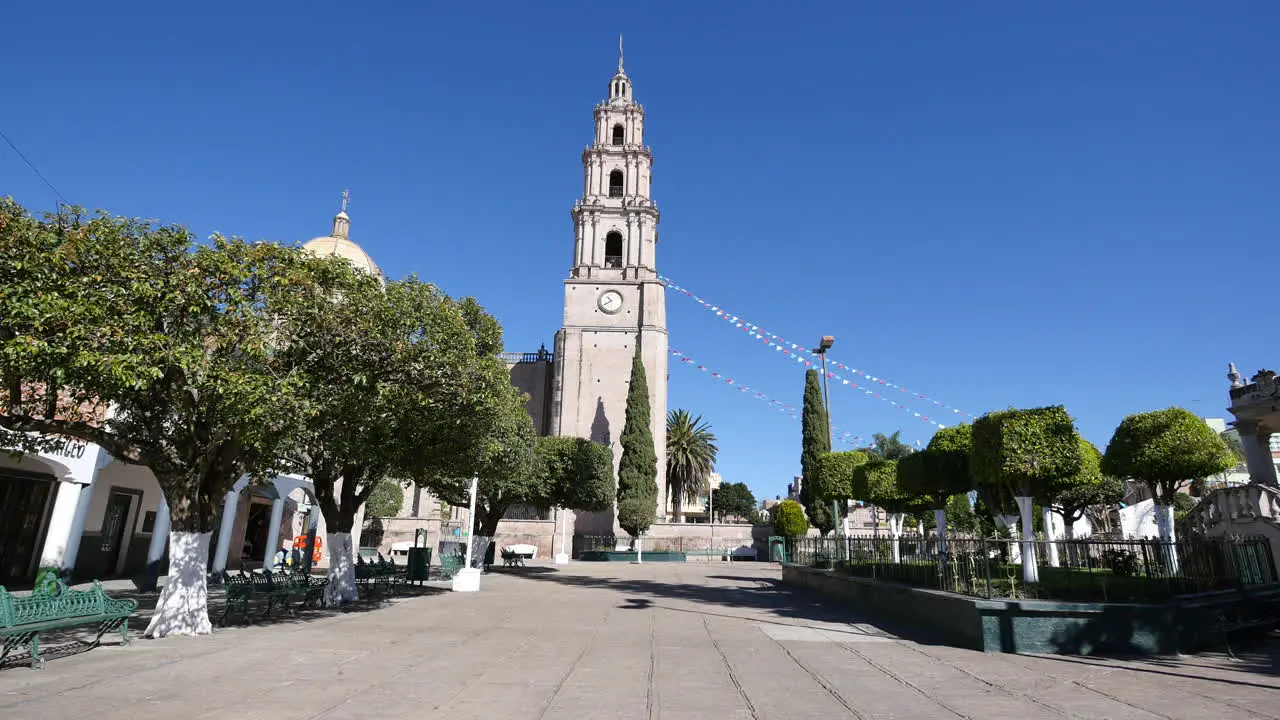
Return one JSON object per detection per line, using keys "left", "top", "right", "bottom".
{"left": 786, "top": 534, "right": 1277, "bottom": 603}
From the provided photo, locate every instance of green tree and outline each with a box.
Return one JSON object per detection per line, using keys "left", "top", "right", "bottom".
{"left": 863, "top": 430, "right": 915, "bottom": 461}
{"left": 942, "top": 493, "right": 981, "bottom": 536}
{"left": 897, "top": 424, "right": 974, "bottom": 550}
{"left": 666, "top": 409, "right": 718, "bottom": 523}
{"left": 538, "top": 435, "right": 615, "bottom": 513}
{"left": 616, "top": 345, "right": 657, "bottom": 537}
{"left": 1046, "top": 438, "right": 1123, "bottom": 540}
{"left": 853, "top": 459, "right": 928, "bottom": 562}
{"left": 0, "top": 199, "right": 306, "bottom": 637}
{"left": 972, "top": 406, "right": 1083, "bottom": 583}
{"left": 811, "top": 450, "right": 869, "bottom": 506}
{"left": 1101, "top": 407, "right": 1235, "bottom": 547}
{"left": 365, "top": 479, "right": 405, "bottom": 518}
{"left": 800, "top": 369, "right": 834, "bottom": 535}
{"left": 436, "top": 382, "right": 538, "bottom": 538}
{"left": 275, "top": 257, "right": 522, "bottom": 604}
{"left": 773, "top": 499, "right": 809, "bottom": 537}
{"left": 707, "top": 481, "right": 756, "bottom": 523}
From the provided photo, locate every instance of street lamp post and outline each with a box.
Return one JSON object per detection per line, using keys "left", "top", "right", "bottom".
{"left": 813, "top": 336, "right": 838, "bottom": 565}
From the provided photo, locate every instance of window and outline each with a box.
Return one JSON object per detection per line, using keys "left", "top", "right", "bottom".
{"left": 608, "top": 170, "right": 624, "bottom": 197}
{"left": 605, "top": 231, "right": 623, "bottom": 268}
{"left": 611, "top": 124, "right": 625, "bottom": 145}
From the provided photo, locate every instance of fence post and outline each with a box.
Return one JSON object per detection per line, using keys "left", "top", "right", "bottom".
{"left": 982, "top": 537, "right": 992, "bottom": 599}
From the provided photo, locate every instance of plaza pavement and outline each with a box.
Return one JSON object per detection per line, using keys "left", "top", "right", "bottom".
{"left": 1, "top": 562, "right": 1278, "bottom": 719}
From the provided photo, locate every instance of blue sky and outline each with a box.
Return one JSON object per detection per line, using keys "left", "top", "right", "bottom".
{"left": 4, "top": 2, "right": 1277, "bottom": 502}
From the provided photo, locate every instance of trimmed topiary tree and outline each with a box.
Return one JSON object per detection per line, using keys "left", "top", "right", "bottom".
{"left": 800, "top": 369, "right": 835, "bottom": 535}
{"left": 773, "top": 499, "right": 809, "bottom": 538}
{"left": 1101, "top": 407, "right": 1235, "bottom": 567}
{"left": 971, "top": 406, "right": 1082, "bottom": 583}
{"left": 854, "top": 459, "right": 928, "bottom": 562}
{"left": 897, "top": 424, "right": 974, "bottom": 553}
{"left": 1045, "top": 437, "right": 1123, "bottom": 566}
{"left": 616, "top": 344, "right": 658, "bottom": 541}
{"left": 811, "top": 450, "right": 869, "bottom": 507}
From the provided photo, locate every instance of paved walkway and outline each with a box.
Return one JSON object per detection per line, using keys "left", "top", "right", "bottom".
{"left": 2, "top": 563, "right": 1277, "bottom": 719}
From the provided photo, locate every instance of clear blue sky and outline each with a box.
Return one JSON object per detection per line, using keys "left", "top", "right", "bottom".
{"left": 4, "top": 2, "right": 1277, "bottom": 502}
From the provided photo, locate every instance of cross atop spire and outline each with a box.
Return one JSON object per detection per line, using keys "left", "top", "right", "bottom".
{"left": 618, "top": 34, "right": 624, "bottom": 73}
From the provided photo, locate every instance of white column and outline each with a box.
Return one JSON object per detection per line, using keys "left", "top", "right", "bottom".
{"left": 555, "top": 507, "right": 570, "bottom": 564}
{"left": 1238, "top": 422, "right": 1279, "bottom": 487}
{"left": 261, "top": 498, "right": 285, "bottom": 569}
{"left": 452, "top": 477, "right": 481, "bottom": 592}
{"left": 210, "top": 490, "right": 240, "bottom": 573}
{"left": 146, "top": 499, "right": 171, "bottom": 563}
{"left": 38, "top": 481, "right": 90, "bottom": 572}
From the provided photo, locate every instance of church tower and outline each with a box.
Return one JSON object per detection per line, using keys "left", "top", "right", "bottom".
{"left": 552, "top": 39, "right": 669, "bottom": 532}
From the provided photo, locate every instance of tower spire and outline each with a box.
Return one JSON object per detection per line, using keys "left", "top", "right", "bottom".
{"left": 333, "top": 189, "right": 351, "bottom": 238}
{"left": 618, "top": 34, "right": 624, "bottom": 73}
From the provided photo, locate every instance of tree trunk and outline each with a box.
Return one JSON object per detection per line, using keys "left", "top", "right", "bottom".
{"left": 1154, "top": 502, "right": 1180, "bottom": 574}
{"left": 1041, "top": 506, "right": 1061, "bottom": 568}
{"left": 1014, "top": 496, "right": 1039, "bottom": 583}
{"left": 477, "top": 503, "right": 505, "bottom": 540}
{"left": 994, "top": 514, "right": 1022, "bottom": 563}
{"left": 888, "top": 513, "right": 904, "bottom": 563}
{"left": 144, "top": 472, "right": 223, "bottom": 639}
{"left": 145, "top": 531, "right": 213, "bottom": 638}
{"left": 933, "top": 508, "right": 948, "bottom": 555}
{"left": 325, "top": 532, "right": 357, "bottom": 605}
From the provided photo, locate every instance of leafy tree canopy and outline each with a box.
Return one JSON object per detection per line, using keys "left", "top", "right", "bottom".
{"left": 971, "top": 406, "right": 1082, "bottom": 498}
{"left": 863, "top": 430, "right": 915, "bottom": 461}
{"left": 773, "top": 499, "right": 809, "bottom": 537}
{"left": 0, "top": 199, "right": 306, "bottom": 531}
{"left": 708, "top": 481, "right": 756, "bottom": 522}
{"left": 856, "top": 459, "right": 928, "bottom": 515}
{"left": 810, "top": 450, "right": 868, "bottom": 502}
{"left": 617, "top": 346, "right": 657, "bottom": 536}
{"left": 1101, "top": 407, "right": 1236, "bottom": 504}
{"left": 365, "top": 479, "right": 405, "bottom": 518}
{"left": 538, "top": 435, "right": 614, "bottom": 512}
{"left": 1046, "top": 437, "right": 1123, "bottom": 525}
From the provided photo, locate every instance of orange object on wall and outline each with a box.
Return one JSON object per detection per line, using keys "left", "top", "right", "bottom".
{"left": 293, "top": 535, "right": 323, "bottom": 563}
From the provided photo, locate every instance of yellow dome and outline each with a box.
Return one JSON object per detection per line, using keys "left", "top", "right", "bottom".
{"left": 302, "top": 209, "right": 383, "bottom": 281}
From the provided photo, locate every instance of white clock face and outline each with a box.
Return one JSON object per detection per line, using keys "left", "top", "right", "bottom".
{"left": 598, "top": 290, "right": 624, "bottom": 314}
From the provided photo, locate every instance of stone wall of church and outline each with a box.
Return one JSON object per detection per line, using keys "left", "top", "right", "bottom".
{"left": 508, "top": 358, "right": 555, "bottom": 436}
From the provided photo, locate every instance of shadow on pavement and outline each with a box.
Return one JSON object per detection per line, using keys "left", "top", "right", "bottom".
{"left": 516, "top": 565, "right": 947, "bottom": 645}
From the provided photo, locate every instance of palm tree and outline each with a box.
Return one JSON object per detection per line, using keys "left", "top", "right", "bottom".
{"left": 666, "top": 409, "right": 719, "bottom": 523}
{"left": 863, "top": 430, "right": 914, "bottom": 461}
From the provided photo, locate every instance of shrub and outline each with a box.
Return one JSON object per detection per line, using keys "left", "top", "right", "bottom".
{"left": 773, "top": 499, "right": 809, "bottom": 537}
{"left": 1100, "top": 548, "right": 1140, "bottom": 577}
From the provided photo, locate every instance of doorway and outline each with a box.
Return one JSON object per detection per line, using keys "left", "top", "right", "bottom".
{"left": 0, "top": 470, "right": 56, "bottom": 586}
{"left": 99, "top": 489, "right": 138, "bottom": 576}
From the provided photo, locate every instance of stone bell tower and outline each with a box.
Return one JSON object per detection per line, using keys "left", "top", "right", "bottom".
{"left": 552, "top": 38, "right": 669, "bottom": 533}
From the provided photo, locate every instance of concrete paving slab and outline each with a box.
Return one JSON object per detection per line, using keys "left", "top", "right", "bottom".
{"left": 1, "top": 562, "right": 1276, "bottom": 720}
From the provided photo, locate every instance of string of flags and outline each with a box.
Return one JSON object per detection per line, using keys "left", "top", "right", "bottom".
{"left": 668, "top": 347, "right": 868, "bottom": 448}
{"left": 659, "top": 274, "right": 977, "bottom": 430}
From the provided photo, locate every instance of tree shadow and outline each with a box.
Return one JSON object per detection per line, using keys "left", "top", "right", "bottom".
{"left": 515, "top": 566, "right": 946, "bottom": 645}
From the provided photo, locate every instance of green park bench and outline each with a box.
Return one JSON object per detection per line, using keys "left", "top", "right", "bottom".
{"left": 0, "top": 579, "right": 137, "bottom": 669}
{"left": 220, "top": 568, "right": 328, "bottom": 626}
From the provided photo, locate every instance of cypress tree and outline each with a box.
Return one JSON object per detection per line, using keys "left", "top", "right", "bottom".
{"left": 616, "top": 344, "right": 658, "bottom": 537}
{"left": 800, "top": 369, "right": 835, "bottom": 535}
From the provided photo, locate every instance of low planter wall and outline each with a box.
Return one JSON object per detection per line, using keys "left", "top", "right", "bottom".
{"left": 782, "top": 564, "right": 1200, "bottom": 656}
{"left": 579, "top": 551, "right": 687, "bottom": 563}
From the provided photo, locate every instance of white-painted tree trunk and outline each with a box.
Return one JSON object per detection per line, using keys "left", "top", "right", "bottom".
{"left": 145, "top": 531, "right": 213, "bottom": 638}
{"left": 888, "top": 513, "right": 904, "bottom": 563}
{"left": 995, "top": 514, "right": 1022, "bottom": 563}
{"left": 1154, "top": 503, "right": 1180, "bottom": 574}
{"left": 1014, "top": 496, "right": 1039, "bottom": 583}
{"left": 916, "top": 518, "right": 925, "bottom": 537}
{"left": 325, "top": 532, "right": 358, "bottom": 606}
{"left": 934, "top": 509, "right": 948, "bottom": 555}
{"left": 1041, "top": 506, "right": 1061, "bottom": 568}
{"left": 1063, "top": 522, "right": 1079, "bottom": 566}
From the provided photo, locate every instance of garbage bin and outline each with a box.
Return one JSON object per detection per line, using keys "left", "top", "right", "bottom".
{"left": 768, "top": 536, "right": 788, "bottom": 563}
{"left": 406, "top": 547, "right": 432, "bottom": 585}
